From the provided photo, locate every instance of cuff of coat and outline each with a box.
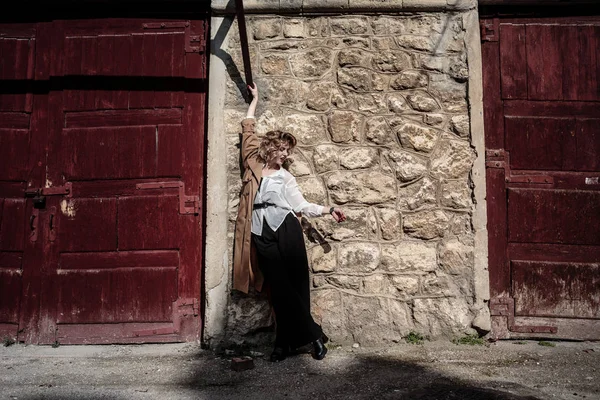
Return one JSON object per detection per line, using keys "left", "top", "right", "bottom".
{"left": 241, "top": 118, "right": 255, "bottom": 134}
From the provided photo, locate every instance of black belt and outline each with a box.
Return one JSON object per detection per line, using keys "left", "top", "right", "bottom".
{"left": 253, "top": 202, "right": 276, "bottom": 210}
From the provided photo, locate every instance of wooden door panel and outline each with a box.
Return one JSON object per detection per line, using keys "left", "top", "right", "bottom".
{"left": 485, "top": 16, "right": 600, "bottom": 339}
{"left": 512, "top": 261, "right": 600, "bottom": 318}
{"left": 57, "top": 198, "right": 117, "bottom": 252}
{"left": 56, "top": 251, "right": 179, "bottom": 323}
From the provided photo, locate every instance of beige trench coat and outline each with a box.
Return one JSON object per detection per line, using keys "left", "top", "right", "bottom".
{"left": 233, "top": 118, "right": 264, "bottom": 294}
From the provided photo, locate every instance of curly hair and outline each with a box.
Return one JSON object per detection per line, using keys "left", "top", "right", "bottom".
{"left": 258, "top": 130, "right": 297, "bottom": 168}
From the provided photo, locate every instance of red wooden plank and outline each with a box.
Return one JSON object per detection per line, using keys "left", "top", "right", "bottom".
{"left": 500, "top": 24, "right": 528, "bottom": 99}
{"left": 117, "top": 196, "right": 181, "bottom": 250}
{"left": 508, "top": 188, "right": 600, "bottom": 245}
{"left": 482, "top": 37, "right": 504, "bottom": 149}
{"left": 573, "top": 118, "right": 600, "bottom": 171}
{"left": 0, "top": 113, "right": 29, "bottom": 129}
{"left": 0, "top": 129, "right": 30, "bottom": 181}
{"left": 69, "top": 179, "right": 180, "bottom": 198}
{"left": 25, "top": 38, "right": 35, "bottom": 112}
{"left": 56, "top": 323, "right": 181, "bottom": 344}
{"left": 577, "top": 25, "right": 599, "bottom": 101}
{"left": 140, "top": 33, "right": 158, "bottom": 108}
{"left": 118, "top": 126, "right": 156, "bottom": 178}
{"left": 504, "top": 100, "right": 600, "bottom": 117}
{"left": 13, "top": 38, "right": 30, "bottom": 80}
{"left": 95, "top": 35, "right": 116, "bottom": 109}
{"left": 527, "top": 24, "right": 564, "bottom": 100}
{"left": 113, "top": 34, "right": 132, "bottom": 109}
{"left": 0, "top": 252, "right": 23, "bottom": 269}
{"left": 0, "top": 200, "right": 26, "bottom": 252}
{"left": 509, "top": 243, "right": 600, "bottom": 264}
{"left": 157, "top": 125, "right": 184, "bottom": 177}
{"left": 505, "top": 116, "right": 574, "bottom": 171}
{"left": 0, "top": 38, "right": 18, "bottom": 79}
{"left": 59, "top": 250, "right": 179, "bottom": 270}
{"left": 562, "top": 25, "right": 581, "bottom": 101}
{"left": 0, "top": 182, "right": 26, "bottom": 198}
{"left": 153, "top": 33, "right": 176, "bottom": 108}
{"left": 128, "top": 34, "right": 146, "bottom": 108}
{"left": 57, "top": 198, "right": 117, "bottom": 252}
{"left": 512, "top": 261, "right": 600, "bottom": 318}
{"left": 55, "top": 267, "right": 177, "bottom": 323}
{"left": 63, "top": 37, "right": 84, "bottom": 110}
{"left": 171, "top": 32, "right": 186, "bottom": 107}
{"left": 486, "top": 168, "right": 510, "bottom": 298}
{"left": 0, "top": 270, "right": 22, "bottom": 323}
{"left": 61, "top": 126, "right": 156, "bottom": 180}
{"left": 81, "top": 36, "right": 98, "bottom": 110}
{"left": 65, "top": 108, "right": 182, "bottom": 127}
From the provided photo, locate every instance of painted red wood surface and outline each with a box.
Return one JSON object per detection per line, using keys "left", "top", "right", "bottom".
{"left": 483, "top": 16, "right": 600, "bottom": 339}
{"left": 0, "top": 17, "right": 207, "bottom": 344}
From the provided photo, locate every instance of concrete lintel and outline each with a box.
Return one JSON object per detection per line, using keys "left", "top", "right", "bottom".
{"left": 211, "top": 0, "right": 476, "bottom": 14}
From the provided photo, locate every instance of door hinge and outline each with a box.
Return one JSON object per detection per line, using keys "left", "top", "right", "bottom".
{"left": 485, "top": 150, "right": 554, "bottom": 185}
{"left": 136, "top": 181, "right": 200, "bottom": 215}
{"left": 143, "top": 21, "right": 205, "bottom": 54}
{"left": 480, "top": 19, "right": 499, "bottom": 42}
{"left": 490, "top": 297, "right": 557, "bottom": 334}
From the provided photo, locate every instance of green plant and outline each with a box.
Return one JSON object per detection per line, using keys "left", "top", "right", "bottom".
{"left": 452, "top": 334, "right": 486, "bottom": 346}
{"left": 2, "top": 337, "right": 15, "bottom": 347}
{"left": 538, "top": 341, "right": 556, "bottom": 347}
{"left": 404, "top": 331, "right": 425, "bottom": 345}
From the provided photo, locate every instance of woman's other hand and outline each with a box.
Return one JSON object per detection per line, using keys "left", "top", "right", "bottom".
{"left": 331, "top": 208, "right": 346, "bottom": 223}
{"left": 248, "top": 83, "right": 258, "bottom": 99}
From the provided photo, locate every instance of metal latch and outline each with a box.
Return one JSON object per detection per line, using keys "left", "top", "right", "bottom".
{"left": 136, "top": 181, "right": 200, "bottom": 215}
{"left": 143, "top": 21, "right": 206, "bottom": 54}
{"left": 485, "top": 150, "right": 553, "bottom": 185}
{"left": 480, "top": 19, "right": 499, "bottom": 42}
{"left": 25, "top": 183, "right": 72, "bottom": 209}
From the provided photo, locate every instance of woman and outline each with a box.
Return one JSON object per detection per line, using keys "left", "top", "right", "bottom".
{"left": 233, "top": 83, "right": 346, "bottom": 362}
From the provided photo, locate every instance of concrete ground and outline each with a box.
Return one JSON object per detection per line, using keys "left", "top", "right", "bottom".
{"left": 1, "top": 340, "right": 599, "bottom": 400}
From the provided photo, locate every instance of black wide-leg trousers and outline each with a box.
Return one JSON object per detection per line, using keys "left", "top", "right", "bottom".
{"left": 252, "top": 213, "right": 323, "bottom": 349}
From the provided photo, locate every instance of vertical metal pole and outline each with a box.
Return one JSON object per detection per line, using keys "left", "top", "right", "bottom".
{"left": 234, "top": 0, "right": 253, "bottom": 88}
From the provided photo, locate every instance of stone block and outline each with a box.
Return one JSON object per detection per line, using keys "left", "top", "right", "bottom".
{"left": 430, "top": 139, "right": 475, "bottom": 179}
{"left": 338, "top": 242, "right": 380, "bottom": 273}
{"left": 386, "top": 150, "right": 428, "bottom": 182}
{"left": 438, "top": 237, "right": 474, "bottom": 275}
{"left": 380, "top": 241, "right": 437, "bottom": 272}
{"left": 450, "top": 115, "right": 470, "bottom": 138}
{"left": 283, "top": 19, "right": 305, "bottom": 38}
{"left": 397, "top": 35, "right": 434, "bottom": 52}
{"left": 338, "top": 48, "right": 371, "bottom": 67}
{"left": 371, "top": 17, "right": 405, "bottom": 35}
{"left": 348, "top": 0, "right": 403, "bottom": 10}
{"left": 387, "top": 94, "right": 409, "bottom": 115}
{"left": 253, "top": 18, "right": 282, "bottom": 40}
{"left": 340, "top": 147, "right": 379, "bottom": 170}
{"left": 343, "top": 295, "right": 391, "bottom": 345}
{"left": 413, "top": 297, "right": 472, "bottom": 338}
{"left": 313, "top": 145, "right": 339, "bottom": 173}
{"left": 297, "top": 176, "right": 327, "bottom": 204}
{"left": 326, "top": 275, "right": 361, "bottom": 290}
{"left": 395, "top": 121, "right": 439, "bottom": 153}
{"left": 337, "top": 67, "right": 372, "bottom": 91}
{"left": 327, "top": 171, "right": 396, "bottom": 204}
{"left": 390, "top": 71, "right": 428, "bottom": 90}
{"left": 303, "top": 0, "right": 349, "bottom": 11}
{"left": 429, "top": 73, "right": 468, "bottom": 112}
{"left": 403, "top": 210, "right": 450, "bottom": 239}
{"left": 406, "top": 92, "right": 440, "bottom": 112}
{"left": 424, "top": 113, "right": 445, "bottom": 126}
{"left": 398, "top": 177, "right": 438, "bottom": 211}
{"left": 279, "top": 113, "right": 328, "bottom": 145}
{"left": 288, "top": 151, "right": 312, "bottom": 177}
{"left": 311, "top": 289, "right": 350, "bottom": 342}
{"left": 361, "top": 274, "right": 390, "bottom": 294}
{"left": 372, "top": 37, "right": 399, "bottom": 50}
{"left": 376, "top": 207, "right": 402, "bottom": 240}
{"left": 372, "top": 50, "right": 413, "bottom": 72}
{"left": 403, "top": 0, "right": 447, "bottom": 10}
{"left": 261, "top": 54, "right": 290, "bottom": 75}
{"left": 263, "top": 78, "right": 309, "bottom": 106}
{"left": 330, "top": 17, "right": 370, "bottom": 35}
{"left": 389, "top": 275, "right": 419, "bottom": 297}
{"left": 441, "top": 179, "right": 471, "bottom": 209}
{"left": 328, "top": 111, "right": 363, "bottom": 143}
{"left": 365, "top": 117, "right": 395, "bottom": 145}
{"left": 312, "top": 245, "right": 337, "bottom": 273}
{"left": 389, "top": 299, "right": 415, "bottom": 338}
{"left": 290, "top": 48, "right": 335, "bottom": 79}
{"left": 355, "top": 93, "right": 388, "bottom": 114}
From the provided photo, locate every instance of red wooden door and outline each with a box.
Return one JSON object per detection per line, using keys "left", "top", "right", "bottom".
{"left": 482, "top": 16, "right": 600, "bottom": 340}
{"left": 0, "top": 18, "right": 207, "bottom": 344}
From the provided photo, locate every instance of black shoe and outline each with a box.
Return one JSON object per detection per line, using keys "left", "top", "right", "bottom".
{"left": 270, "top": 346, "right": 288, "bottom": 362}
{"left": 312, "top": 338, "right": 327, "bottom": 361}
{"left": 322, "top": 333, "right": 329, "bottom": 344}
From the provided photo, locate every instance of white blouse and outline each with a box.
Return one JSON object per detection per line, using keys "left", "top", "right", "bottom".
{"left": 251, "top": 168, "right": 324, "bottom": 236}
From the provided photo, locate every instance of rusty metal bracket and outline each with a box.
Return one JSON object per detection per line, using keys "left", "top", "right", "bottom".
{"left": 490, "top": 297, "right": 558, "bottom": 334}
{"left": 485, "top": 150, "right": 554, "bottom": 185}
{"left": 480, "top": 18, "right": 499, "bottom": 42}
{"left": 25, "top": 182, "right": 72, "bottom": 198}
{"left": 143, "top": 21, "right": 205, "bottom": 54}
{"left": 136, "top": 181, "right": 200, "bottom": 215}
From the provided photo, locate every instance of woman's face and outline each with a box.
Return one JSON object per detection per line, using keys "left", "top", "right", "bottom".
{"left": 267, "top": 142, "right": 290, "bottom": 168}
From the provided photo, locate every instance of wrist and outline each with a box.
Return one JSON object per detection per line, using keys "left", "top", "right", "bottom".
{"left": 329, "top": 206, "right": 335, "bottom": 215}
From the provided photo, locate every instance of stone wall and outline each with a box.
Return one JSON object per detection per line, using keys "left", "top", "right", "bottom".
{"left": 219, "top": 12, "right": 487, "bottom": 346}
